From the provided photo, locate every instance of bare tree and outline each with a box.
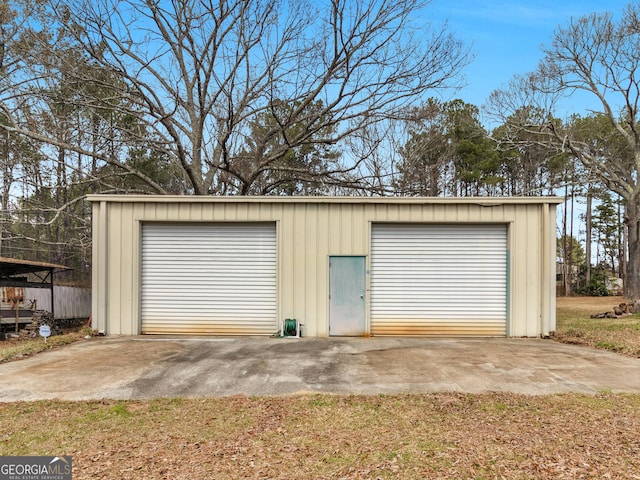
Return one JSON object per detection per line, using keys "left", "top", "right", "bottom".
{"left": 0, "top": 0, "right": 158, "bottom": 280}
{"left": 487, "top": 4, "right": 640, "bottom": 300}
{"left": 1, "top": 0, "right": 471, "bottom": 195}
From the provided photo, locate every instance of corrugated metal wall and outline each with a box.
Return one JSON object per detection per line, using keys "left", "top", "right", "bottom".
{"left": 24, "top": 286, "right": 91, "bottom": 319}
{"left": 90, "top": 196, "right": 560, "bottom": 337}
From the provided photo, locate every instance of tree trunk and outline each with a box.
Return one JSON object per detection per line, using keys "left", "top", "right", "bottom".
{"left": 562, "top": 183, "right": 570, "bottom": 296}
{"left": 618, "top": 196, "right": 624, "bottom": 279}
{"left": 569, "top": 186, "right": 575, "bottom": 293}
{"left": 585, "top": 189, "right": 592, "bottom": 287}
{"left": 428, "top": 164, "right": 440, "bottom": 196}
{"left": 625, "top": 201, "right": 640, "bottom": 301}
{"left": 623, "top": 221, "right": 628, "bottom": 291}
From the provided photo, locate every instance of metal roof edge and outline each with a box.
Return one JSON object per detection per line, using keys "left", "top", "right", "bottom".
{"left": 0, "top": 256, "right": 71, "bottom": 272}
{"left": 86, "top": 194, "right": 564, "bottom": 205}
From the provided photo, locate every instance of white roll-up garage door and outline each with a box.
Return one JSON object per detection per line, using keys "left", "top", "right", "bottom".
{"left": 141, "top": 223, "right": 277, "bottom": 335}
{"left": 370, "top": 224, "right": 507, "bottom": 336}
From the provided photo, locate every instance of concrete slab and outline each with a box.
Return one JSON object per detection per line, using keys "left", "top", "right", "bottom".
{"left": 1, "top": 336, "right": 640, "bottom": 401}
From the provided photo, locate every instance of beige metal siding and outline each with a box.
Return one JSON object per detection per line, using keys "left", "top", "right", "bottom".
{"left": 140, "top": 223, "right": 277, "bottom": 335}
{"left": 88, "top": 196, "right": 560, "bottom": 337}
{"left": 370, "top": 224, "right": 507, "bottom": 336}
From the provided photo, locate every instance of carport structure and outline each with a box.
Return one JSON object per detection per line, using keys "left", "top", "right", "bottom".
{"left": 0, "top": 257, "right": 71, "bottom": 331}
{"left": 89, "top": 195, "right": 562, "bottom": 338}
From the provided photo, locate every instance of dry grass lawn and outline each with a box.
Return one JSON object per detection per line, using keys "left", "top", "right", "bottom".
{"left": 555, "top": 296, "right": 640, "bottom": 357}
{"left": 0, "top": 327, "right": 91, "bottom": 364}
{"left": 0, "top": 297, "right": 639, "bottom": 479}
{"left": 1, "top": 394, "right": 639, "bottom": 479}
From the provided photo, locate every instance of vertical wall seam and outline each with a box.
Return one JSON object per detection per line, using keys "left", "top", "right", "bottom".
{"left": 541, "top": 203, "right": 550, "bottom": 337}
{"left": 99, "top": 201, "right": 108, "bottom": 333}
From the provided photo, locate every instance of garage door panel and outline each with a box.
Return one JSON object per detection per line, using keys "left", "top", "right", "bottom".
{"left": 142, "top": 302, "right": 277, "bottom": 312}
{"left": 141, "top": 223, "right": 277, "bottom": 335}
{"left": 140, "top": 324, "right": 272, "bottom": 335}
{"left": 371, "top": 322, "right": 506, "bottom": 336}
{"left": 371, "top": 224, "right": 507, "bottom": 337}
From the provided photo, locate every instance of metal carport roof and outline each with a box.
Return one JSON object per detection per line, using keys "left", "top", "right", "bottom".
{"left": 0, "top": 257, "right": 70, "bottom": 278}
{"left": 0, "top": 257, "right": 71, "bottom": 322}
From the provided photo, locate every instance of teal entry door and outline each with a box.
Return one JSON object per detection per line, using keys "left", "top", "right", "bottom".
{"left": 329, "top": 256, "right": 366, "bottom": 336}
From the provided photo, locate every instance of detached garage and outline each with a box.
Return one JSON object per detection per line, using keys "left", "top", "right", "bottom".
{"left": 89, "top": 195, "right": 561, "bottom": 338}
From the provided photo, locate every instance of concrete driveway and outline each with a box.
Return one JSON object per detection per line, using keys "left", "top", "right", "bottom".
{"left": 1, "top": 336, "right": 640, "bottom": 401}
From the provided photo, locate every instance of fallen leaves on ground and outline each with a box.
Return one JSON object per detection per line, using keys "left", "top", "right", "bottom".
{"left": 1, "top": 393, "right": 639, "bottom": 479}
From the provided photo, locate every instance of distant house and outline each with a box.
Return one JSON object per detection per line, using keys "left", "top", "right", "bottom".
{"left": 606, "top": 277, "right": 623, "bottom": 296}
{"left": 89, "top": 195, "right": 561, "bottom": 338}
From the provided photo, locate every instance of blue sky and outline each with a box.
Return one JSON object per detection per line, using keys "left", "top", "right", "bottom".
{"left": 424, "top": 1, "right": 630, "bottom": 246}
{"left": 428, "top": 0, "right": 630, "bottom": 116}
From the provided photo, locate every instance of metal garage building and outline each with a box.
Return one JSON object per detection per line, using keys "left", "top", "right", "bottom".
{"left": 89, "top": 195, "right": 561, "bottom": 337}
